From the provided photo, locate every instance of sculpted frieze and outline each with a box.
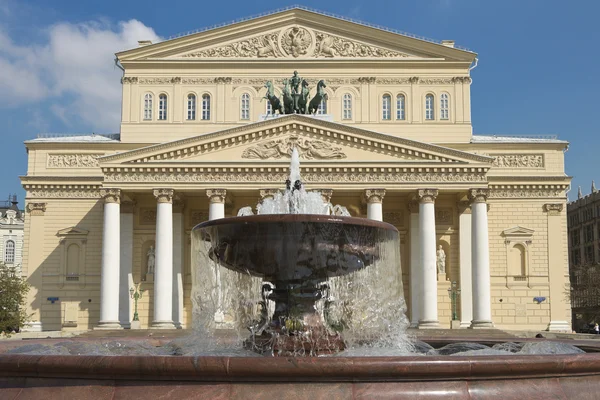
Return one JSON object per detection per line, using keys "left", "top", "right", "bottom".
{"left": 419, "top": 78, "right": 455, "bottom": 85}
{"left": 488, "top": 188, "right": 564, "bottom": 199}
{"left": 105, "top": 171, "right": 486, "bottom": 184}
{"left": 26, "top": 188, "right": 101, "bottom": 198}
{"left": 181, "top": 77, "right": 217, "bottom": 85}
{"left": 241, "top": 137, "right": 346, "bottom": 160}
{"left": 137, "top": 77, "right": 176, "bottom": 85}
{"left": 47, "top": 154, "right": 103, "bottom": 168}
{"left": 491, "top": 154, "right": 544, "bottom": 168}
{"left": 313, "top": 31, "right": 410, "bottom": 58}
{"left": 183, "top": 32, "right": 284, "bottom": 58}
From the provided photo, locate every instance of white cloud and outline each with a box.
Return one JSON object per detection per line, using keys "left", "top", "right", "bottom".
{"left": 0, "top": 18, "right": 160, "bottom": 131}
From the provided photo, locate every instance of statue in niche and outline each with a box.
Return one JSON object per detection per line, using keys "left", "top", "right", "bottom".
{"left": 436, "top": 245, "right": 446, "bottom": 274}
{"left": 146, "top": 245, "right": 155, "bottom": 275}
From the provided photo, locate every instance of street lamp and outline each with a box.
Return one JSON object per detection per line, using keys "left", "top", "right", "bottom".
{"left": 130, "top": 283, "right": 144, "bottom": 322}
{"left": 447, "top": 281, "right": 461, "bottom": 321}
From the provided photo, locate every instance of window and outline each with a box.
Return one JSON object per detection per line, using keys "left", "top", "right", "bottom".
{"left": 66, "top": 243, "right": 80, "bottom": 277}
{"left": 202, "top": 94, "right": 211, "bottom": 120}
{"left": 440, "top": 93, "right": 449, "bottom": 120}
{"left": 396, "top": 94, "right": 405, "bottom": 120}
{"left": 266, "top": 99, "right": 273, "bottom": 115}
{"left": 508, "top": 244, "right": 526, "bottom": 277}
{"left": 241, "top": 93, "right": 250, "bottom": 120}
{"left": 342, "top": 93, "right": 352, "bottom": 120}
{"left": 586, "top": 245, "right": 594, "bottom": 264}
{"left": 382, "top": 94, "right": 391, "bottom": 120}
{"left": 187, "top": 94, "right": 196, "bottom": 120}
{"left": 571, "top": 249, "right": 581, "bottom": 266}
{"left": 158, "top": 94, "right": 167, "bottom": 120}
{"left": 4, "top": 240, "right": 14, "bottom": 264}
{"left": 571, "top": 230, "right": 581, "bottom": 247}
{"left": 317, "top": 99, "right": 327, "bottom": 115}
{"left": 585, "top": 224, "right": 594, "bottom": 243}
{"left": 425, "top": 94, "right": 434, "bottom": 120}
{"left": 143, "top": 93, "right": 153, "bottom": 120}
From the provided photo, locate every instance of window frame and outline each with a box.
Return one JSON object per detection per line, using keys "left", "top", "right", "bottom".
{"left": 4, "top": 240, "right": 14, "bottom": 264}
{"left": 186, "top": 93, "right": 196, "bottom": 121}
{"left": 396, "top": 93, "right": 406, "bottom": 121}
{"left": 143, "top": 93, "right": 153, "bottom": 121}
{"left": 201, "top": 93, "right": 211, "bottom": 121}
{"left": 240, "top": 93, "right": 250, "bottom": 120}
{"left": 425, "top": 94, "right": 435, "bottom": 121}
{"left": 342, "top": 93, "right": 352, "bottom": 120}
{"left": 158, "top": 93, "right": 168, "bottom": 121}
{"left": 382, "top": 94, "right": 392, "bottom": 120}
{"left": 440, "top": 92, "right": 449, "bottom": 120}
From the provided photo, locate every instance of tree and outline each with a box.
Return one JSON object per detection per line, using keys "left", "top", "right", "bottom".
{"left": 570, "top": 262, "right": 600, "bottom": 332}
{"left": 0, "top": 263, "right": 30, "bottom": 334}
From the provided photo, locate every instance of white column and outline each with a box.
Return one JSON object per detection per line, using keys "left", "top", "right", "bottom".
{"left": 173, "top": 200, "right": 184, "bottom": 329}
{"left": 97, "top": 189, "right": 122, "bottom": 329}
{"left": 152, "top": 188, "right": 175, "bottom": 329}
{"left": 119, "top": 201, "right": 134, "bottom": 328}
{"left": 365, "top": 189, "right": 385, "bottom": 221}
{"left": 207, "top": 189, "right": 227, "bottom": 323}
{"left": 408, "top": 201, "right": 420, "bottom": 327}
{"left": 207, "top": 189, "right": 227, "bottom": 220}
{"left": 470, "top": 189, "right": 494, "bottom": 328}
{"left": 418, "top": 189, "right": 439, "bottom": 329}
{"left": 458, "top": 201, "right": 473, "bottom": 328}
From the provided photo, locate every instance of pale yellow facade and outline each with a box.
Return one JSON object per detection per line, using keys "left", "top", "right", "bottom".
{"left": 20, "top": 8, "right": 571, "bottom": 332}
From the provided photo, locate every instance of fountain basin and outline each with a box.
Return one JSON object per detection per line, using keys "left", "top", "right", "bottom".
{"left": 2, "top": 347, "right": 600, "bottom": 398}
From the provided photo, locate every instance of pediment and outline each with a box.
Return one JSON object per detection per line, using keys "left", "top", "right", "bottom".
{"left": 117, "top": 8, "right": 476, "bottom": 62}
{"left": 57, "top": 227, "right": 89, "bottom": 237}
{"left": 502, "top": 226, "right": 535, "bottom": 238}
{"left": 100, "top": 115, "right": 492, "bottom": 167}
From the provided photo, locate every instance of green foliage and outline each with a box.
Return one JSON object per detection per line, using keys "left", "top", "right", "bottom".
{"left": 0, "top": 263, "right": 30, "bottom": 334}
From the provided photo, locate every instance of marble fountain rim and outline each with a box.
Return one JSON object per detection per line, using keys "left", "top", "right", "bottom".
{"left": 2, "top": 352, "right": 600, "bottom": 382}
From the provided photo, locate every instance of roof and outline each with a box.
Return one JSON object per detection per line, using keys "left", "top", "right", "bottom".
{"left": 27, "top": 134, "right": 121, "bottom": 143}
{"left": 471, "top": 135, "right": 568, "bottom": 144}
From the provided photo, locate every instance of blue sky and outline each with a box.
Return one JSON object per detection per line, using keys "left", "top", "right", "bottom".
{"left": 1, "top": 0, "right": 598, "bottom": 204}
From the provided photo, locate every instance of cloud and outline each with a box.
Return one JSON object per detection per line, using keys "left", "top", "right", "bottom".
{"left": 0, "top": 19, "right": 161, "bottom": 131}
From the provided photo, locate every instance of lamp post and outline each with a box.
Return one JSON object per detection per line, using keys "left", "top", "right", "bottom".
{"left": 448, "top": 281, "right": 461, "bottom": 321}
{"left": 129, "top": 283, "right": 144, "bottom": 322}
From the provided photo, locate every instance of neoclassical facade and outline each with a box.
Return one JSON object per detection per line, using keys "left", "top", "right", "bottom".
{"left": 21, "top": 7, "right": 571, "bottom": 332}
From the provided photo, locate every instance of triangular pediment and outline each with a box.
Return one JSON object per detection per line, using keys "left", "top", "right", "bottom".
{"left": 57, "top": 227, "right": 89, "bottom": 236}
{"left": 502, "top": 226, "right": 535, "bottom": 237}
{"left": 100, "top": 115, "right": 491, "bottom": 167}
{"left": 117, "top": 8, "right": 476, "bottom": 62}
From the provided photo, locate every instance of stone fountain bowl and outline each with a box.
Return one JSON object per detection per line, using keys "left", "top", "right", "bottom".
{"left": 195, "top": 214, "right": 398, "bottom": 282}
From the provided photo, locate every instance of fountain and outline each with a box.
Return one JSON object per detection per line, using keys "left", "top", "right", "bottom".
{"left": 192, "top": 148, "right": 408, "bottom": 356}
{"left": 3, "top": 149, "right": 600, "bottom": 397}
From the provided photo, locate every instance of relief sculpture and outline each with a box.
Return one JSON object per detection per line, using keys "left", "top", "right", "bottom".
{"left": 241, "top": 136, "right": 347, "bottom": 160}
{"left": 47, "top": 154, "right": 103, "bottom": 168}
{"left": 313, "top": 31, "right": 410, "bottom": 58}
{"left": 491, "top": 154, "right": 544, "bottom": 168}
{"left": 183, "top": 32, "right": 283, "bottom": 58}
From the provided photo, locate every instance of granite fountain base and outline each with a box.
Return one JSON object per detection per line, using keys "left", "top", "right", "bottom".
{"left": 1, "top": 334, "right": 600, "bottom": 399}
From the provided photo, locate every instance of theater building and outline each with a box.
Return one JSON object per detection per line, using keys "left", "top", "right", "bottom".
{"left": 20, "top": 7, "right": 571, "bottom": 332}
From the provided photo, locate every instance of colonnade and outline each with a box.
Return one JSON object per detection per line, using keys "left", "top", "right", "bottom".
{"left": 96, "top": 186, "right": 493, "bottom": 329}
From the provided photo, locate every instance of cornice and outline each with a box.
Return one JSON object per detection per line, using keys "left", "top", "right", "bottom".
{"left": 488, "top": 176, "right": 572, "bottom": 182}
{"left": 488, "top": 184, "right": 568, "bottom": 199}
{"left": 99, "top": 115, "right": 491, "bottom": 165}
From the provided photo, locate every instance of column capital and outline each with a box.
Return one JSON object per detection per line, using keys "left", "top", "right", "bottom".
{"left": 543, "top": 203, "right": 564, "bottom": 215}
{"left": 319, "top": 189, "right": 333, "bottom": 203}
{"left": 468, "top": 188, "right": 489, "bottom": 204}
{"left": 26, "top": 202, "right": 47, "bottom": 216}
{"left": 417, "top": 189, "right": 438, "bottom": 204}
{"left": 365, "top": 189, "right": 386, "bottom": 204}
{"left": 457, "top": 200, "right": 472, "bottom": 214}
{"left": 259, "top": 188, "right": 279, "bottom": 199}
{"left": 173, "top": 194, "right": 185, "bottom": 213}
{"left": 153, "top": 188, "right": 174, "bottom": 204}
{"left": 207, "top": 189, "right": 227, "bottom": 204}
{"left": 100, "top": 188, "right": 121, "bottom": 204}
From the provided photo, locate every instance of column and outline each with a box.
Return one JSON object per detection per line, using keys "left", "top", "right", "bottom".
{"left": 118, "top": 199, "right": 134, "bottom": 328}
{"left": 418, "top": 189, "right": 439, "bottom": 328}
{"left": 544, "top": 204, "right": 571, "bottom": 332}
{"left": 97, "top": 189, "right": 122, "bottom": 329}
{"left": 469, "top": 189, "right": 494, "bottom": 328}
{"left": 207, "top": 189, "right": 227, "bottom": 220}
{"left": 408, "top": 200, "right": 420, "bottom": 327}
{"left": 22, "top": 202, "right": 47, "bottom": 332}
{"left": 207, "top": 189, "right": 227, "bottom": 322}
{"left": 172, "top": 198, "right": 185, "bottom": 329}
{"left": 152, "top": 188, "right": 175, "bottom": 328}
{"left": 458, "top": 201, "right": 473, "bottom": 328}
{"left": 365, "top": 189, "right": 385, "bottom": 221}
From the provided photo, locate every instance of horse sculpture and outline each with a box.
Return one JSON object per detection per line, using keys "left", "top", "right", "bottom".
{"left": 297, "top": 80, "right": 310, "bottom": 114}
{"left": 307, "top": 80, "right": 328, "bottom": 115}
{"left": 264, "top": 81, "right": 284, "bottom": 115}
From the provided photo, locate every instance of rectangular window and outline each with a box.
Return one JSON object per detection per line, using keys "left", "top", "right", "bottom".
{"left": 343, "top": 95, "right": 352, "bottom": 120}
{"left": 425, "top": 95, "right": 434, "bottom": 120}
{"left": 158, "top": 95, "right": 167, "bottom": 120}
{"left": 396, "top": 95, "right": 405, "bottom": 120}
{"left": 571, "top": 249, "right": 581, "bottom": 266}
{"left": 241, "top": 94, "right": 250, "bottom": 120}
{"left": 585, "top": 225, "right": 594, "bottom": 243}
{"left": 571, "top": 230, "right": 581, "bottom": 247}
{"left": 187, "top": 95, "right": 196, "bottom": 120}
{"left": 586, "top": 245, "right": 594, "bottom": 264}
{"left": 202, "top": 95, "right": 211, "bottom": 120}
{"left": 382, "top": 95, "right": 391, "bottom": 120}
{"left": 440, "top": 94, "right": 449, "bottom": 120}
{"left": 317, "top": 100, "right": 327, "bottom": 115}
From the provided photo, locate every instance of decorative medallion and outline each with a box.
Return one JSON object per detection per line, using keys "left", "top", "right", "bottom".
{"left": 280, "top": 26, "right": 313, "bottom": 57}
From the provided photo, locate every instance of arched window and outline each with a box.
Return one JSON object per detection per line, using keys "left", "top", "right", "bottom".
{"left": 317, "top": 99, "right": 327, "bottom": 115}
{"left": 4, "top": 240, "right": 14, "bottom": 264}
{"left": 440, "top": 93, "right": 449, "bottom": 120}
{"left": 158, "top": 94, "right": 167, "bottom": 120}
{"left": 382, "top": 94, "right": 391, "bottom": 120}
{"left": 202, "top": 94, "right": 211, "bottom": 120}
{"left": 425, "top": 94, "right": 434, "bottom": 120}
{"left": 66, "top": 243, "right": 80, "bottom": 276}
{"left": 396, "top": 94, "right": 406, "bottom": 120}
{"left": 265, "top": 100, "right": 273, "bottom": 115}
{"left": 143, "top": 93, "right": 153, "bottom": 120}
{"left": 187, "top": 94, "right": 196, "bottom": 120}
{"left": 240, "top": 93, "right": 250, "bottom": 120}
{"left": 342, "top": 93, "right": 352, "bottom": 120}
